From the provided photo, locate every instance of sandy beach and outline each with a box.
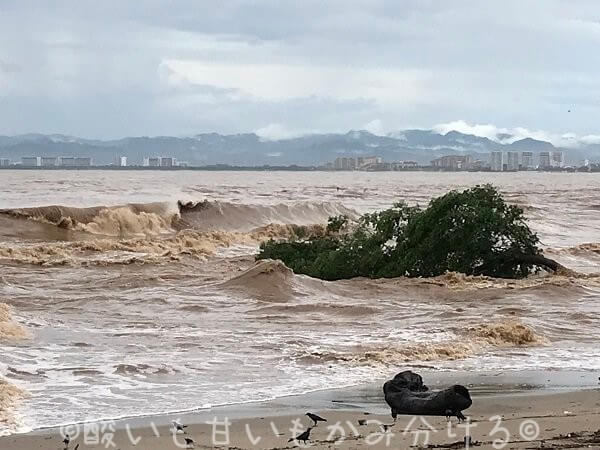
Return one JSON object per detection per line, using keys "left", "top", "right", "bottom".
{"left": 2, "top": 371, "right": 600, "bottom": 449}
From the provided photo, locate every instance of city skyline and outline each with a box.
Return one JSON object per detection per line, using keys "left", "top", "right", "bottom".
{"left": 3, "top": 148, "right": 574, "bottom": 172}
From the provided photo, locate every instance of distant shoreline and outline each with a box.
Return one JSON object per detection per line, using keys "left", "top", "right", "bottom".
{"left": 0, "top": 166, "right": 591, "bottom": 172}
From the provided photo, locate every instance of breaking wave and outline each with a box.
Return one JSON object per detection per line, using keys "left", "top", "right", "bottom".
{"left": 0, "top": 203, "right": 176, "bottom": 237}
{"left": 388, "top": 270, "right": 600, "bottom": 290}
{"left": 177, "top": 200, "right": 355, "bottom": 231}
{"left": 221, "top": 259, "right": 298, "bottom": 301}
{"left": 0, "top": 378, "right": 26, "bottom": 434}
{"left": 295, "top": 320, "right": 545, "bottom": 366}
{"left": 0, "top": 225, "right": 326, "bottom": 266}
{"left": 0, "top": 199, "right": 353, "bottom": 238}
{"left": 0, "top": 303, "right": 27, "bottom": 341}
{"left": 548, "top": 242, "right": 600, "bottom": 257}
{"left": 468, "top": 321, "right": 545, "bottom": 346}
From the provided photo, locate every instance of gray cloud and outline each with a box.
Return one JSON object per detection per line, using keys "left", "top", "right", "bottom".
{"left": 0, "top": 60, "right": 21, "bottom": 73}
{"left": 1, "top": 0, "right": 599, "bottom": 139}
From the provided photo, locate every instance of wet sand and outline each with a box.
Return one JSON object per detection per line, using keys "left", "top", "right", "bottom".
{"left": 2, "top": 372, "right": 600, "bottom": 449}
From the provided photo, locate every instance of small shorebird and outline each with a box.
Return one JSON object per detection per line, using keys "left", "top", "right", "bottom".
{"left": 62, "top": 434, "right": 70, "bottom": 449}
{"left": 306, "top": 412, "right": 327, "bottom": 427}
{"left": 184, "top": 437, "right": 195, "bottom": 448}
{"left": 172, "top": 420, "right": 188, "bottom": 433}
{"left": 288, "top": 427, "right": 312, "bottom": 444}
{"left": 381, "top": 423, "right": 393, "bottom": 433}
{"left": 358, "top": 419, "right": 367, "bottom": 426}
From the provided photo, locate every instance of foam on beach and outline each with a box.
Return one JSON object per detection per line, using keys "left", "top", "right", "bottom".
{"left": 294, "top": 320, "right": 545, "bottom": 366}
{"left": 0, "top": 304, "right": 27, "bottom": 341}
{"left": 0, "top": 378, "right": 26, "bottom": 435}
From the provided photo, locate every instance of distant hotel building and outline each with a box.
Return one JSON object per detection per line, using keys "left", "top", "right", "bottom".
{"left": 539, "top": 151, "right": 551, "bottom": 168}
{"left": 356, "top": 155, "right": 382, "bottom": 168}
{"left": 114, "top": 156, "right": 127, "bottom": 167}
{"left": 60, "top": 157, "right": 92, "bottom": 167}
{"left": 41, "top": 156, "right": 58, "bottom": 167}
{"left": 390, "top": 161, "right": 418, "bottom": 169}
{"left": 21, "top": 156, "right": 91, "bottom": 167}
{"left": 552, "top": 151, "right": 564, "bottom": 168}
{"left": 506, "top": 151, "right": 519, "bottom": 171}
{"left": 22, "top": 156, "right": 41, "bottom": 167}
{"left": 431, "top": 155, "right": 473, "bottom": 170}
{"left": 490, "top": 151, "right": 503, "bottom": 171}
{"left": 0, "top": 158, "right": 10, "bottom": 167}
{"left": 144, "top": 157, "right": 160, "bottom": 167}
{"left": 521, "top": 151, "right": 534, "bottom": 169}
{"left": 143, "top": 156, "right": 177, "bottom": 167}
{"left": 334, "top": 157, "right": 356, "bottom": 170}
{"left": 327, "top": 155, "right": 396, "bottom": 171}
{"left": 42, "top": 156, "right": 93, "bottom": 167}
{"left": 160, "top": 157, "right": 176, "bottom": 167}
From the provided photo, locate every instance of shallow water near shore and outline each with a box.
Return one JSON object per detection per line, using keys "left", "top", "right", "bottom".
{"left": 1, "top": 170, "right": 600, "bottom": 434}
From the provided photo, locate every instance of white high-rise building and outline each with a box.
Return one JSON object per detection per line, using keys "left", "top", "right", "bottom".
{"left": 41, "top": 156, "right": 57, "bottom": 167}
{"left": 143, "top": 156, "right": 174, "bottom": 167}
{"left": 506, "top": 152, "right": 519, "bottom": 171}
{"left": 22, "top": 156, "right": 41, "bottom": 167}
{"left": 334, "top": 157, "right": 356, "bottom": 170}
{"left": 160, "top": 157, "right": 176, "bottom": 167}
{"left": 551, "top": 151, "right": 564, "bottom": 168}
{"left": 115, "top": 156, "right": 127, "bottom": 167}
{"left": 521, "top": 151, "right": 534, "bottom": 169}
{"left": 490, "top": 151, "right": 503, "bottom": 171}
{"left": 539, "top": 152, "right": 551, "bottom": 168}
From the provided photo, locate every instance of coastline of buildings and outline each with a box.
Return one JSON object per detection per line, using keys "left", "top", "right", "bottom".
{"left": 18, "top": 156, "right": 94, "bottom": 167}
{"left": 1, "top": 150, "right": 599, "bottom": 171}
{"left": 322, "top": 150, "right": 569, "bottom": 172}
{"left": 2, "top": 155, "right": 186, "bottom": 168}
{"left": 142, "top": 156, "right": 180, "bottom": 167}
{"left": 326, "top": 155, "right": 418, "bottom": 171}
{"left": 430, "top": 150, "right": 566, "bottom": 172}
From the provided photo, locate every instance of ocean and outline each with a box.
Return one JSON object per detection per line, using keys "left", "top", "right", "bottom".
{"left": 1, "top": 170, "right": 599, "bottom": 434}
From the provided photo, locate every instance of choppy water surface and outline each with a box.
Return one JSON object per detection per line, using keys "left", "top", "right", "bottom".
{"left": 1, "top": 170, "right": 599, "bottom": 433}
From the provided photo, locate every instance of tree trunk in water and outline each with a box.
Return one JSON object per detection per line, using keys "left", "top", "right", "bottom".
{"left": 514, "top": 254, "right": 569, "bottom": 274}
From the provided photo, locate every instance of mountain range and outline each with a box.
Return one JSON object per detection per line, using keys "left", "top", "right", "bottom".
{"left": 1, "top": 130, "right": 598, "bottom": 166}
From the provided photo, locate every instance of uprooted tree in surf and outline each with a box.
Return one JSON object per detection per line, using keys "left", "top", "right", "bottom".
{"left": 257, "top": 184, "right": 566, "bottom": 280}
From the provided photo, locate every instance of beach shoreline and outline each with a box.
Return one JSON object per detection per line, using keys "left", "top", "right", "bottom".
{"left": 2, "top": 370, "right": 600, "bottom": 449}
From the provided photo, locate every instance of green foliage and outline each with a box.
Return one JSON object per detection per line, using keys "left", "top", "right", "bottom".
{"left": 326, "top": 215, "right": 349, "bottom": 233}
{"left": 257, "top": 185, "right": 542, "bottom": 280}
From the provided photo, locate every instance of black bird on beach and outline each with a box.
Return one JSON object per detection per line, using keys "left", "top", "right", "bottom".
{"left": 447, "top": 408, "right": 467, "bottom": 422}
{"left": 172, "top": 420, "right": 188, "bottom": 433}
{"left": 184, "top": 437, "right": 195, "bottom": 448}
{"left": 62, "top": 434, "right": 70, "bottom": 448}
{"left": 306, "top": 412, "right": 327, "bottom": 427}
{"left": 358, "top": 419, "right": 367, "bottom": 426}
{"left": 288, "top": 427, "right": 312, "bottom": 444}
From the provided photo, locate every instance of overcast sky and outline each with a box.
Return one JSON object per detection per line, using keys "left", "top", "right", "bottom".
{"left": 1, "top": 0, "right": 599, "bottom": 144}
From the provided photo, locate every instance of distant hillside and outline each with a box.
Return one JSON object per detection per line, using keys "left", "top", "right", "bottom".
{"left": 1, "top": 129, "right": 596, "bottom": 166}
